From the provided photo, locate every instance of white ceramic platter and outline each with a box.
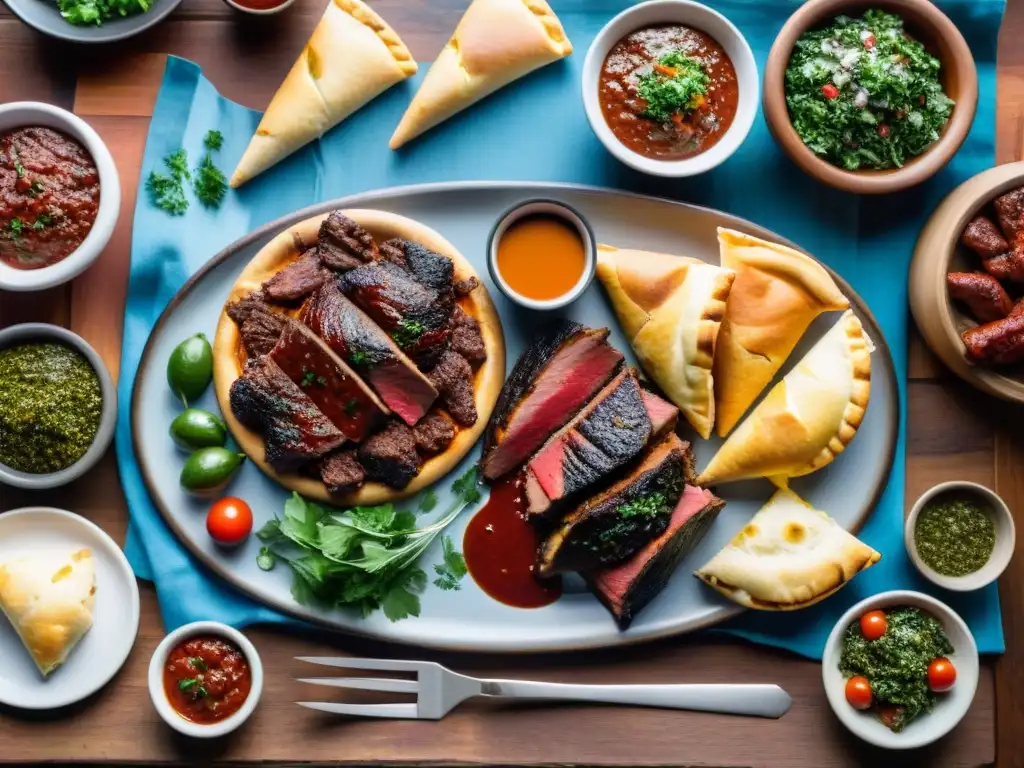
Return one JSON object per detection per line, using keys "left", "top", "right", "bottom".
{"left": 132, "top": 182, "right": 898, "bottom": 653}
{"left": 0, "top": 508, "right": 140, "bottom": 709}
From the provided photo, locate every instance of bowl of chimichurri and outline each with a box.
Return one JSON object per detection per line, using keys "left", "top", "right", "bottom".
{"left": 0, "top": 323, "right": 116, "bottom": 489}
{"left": 762, "top": 0, "right": 978, "bottom": 194}
{"left": 822, "top": 591, "right": 979, "bottom": 749}
{"left": 906, "top": 481, "right": 1015, "bottom": 591}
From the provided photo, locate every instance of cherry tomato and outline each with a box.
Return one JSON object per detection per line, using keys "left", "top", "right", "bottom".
{"left": 822, "top": 84, "right": 840, "bottom": 100}
{"left": 863, "top": 34, "right": 877, "bottom": 49}
{"left": 845, "top": 676, "right": 873, "bottom": 710}
{"left": 877, "top": 123, "right": 891, "bottom": 139}
{"left": 860, "top": 610, "right": 888, "bottom": 641}
{"left": 206, "top": 497, "right": 253, "bottom": 546}
{"left": 928, "top": 657, "right": 957, "bottom": 692}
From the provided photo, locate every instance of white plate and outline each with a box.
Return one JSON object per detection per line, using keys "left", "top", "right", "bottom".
{"left": 0, "top": 508, "right": 140, "bottom": 710}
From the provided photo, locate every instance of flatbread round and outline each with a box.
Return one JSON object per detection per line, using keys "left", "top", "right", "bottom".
{"left": 213, "top": 209, "right": 505, "bottom": 506}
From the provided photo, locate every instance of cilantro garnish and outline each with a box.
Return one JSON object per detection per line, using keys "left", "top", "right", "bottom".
{"left": 204, "top": 130, "right": 224, "bottom": 151}
{"left": 432, "top": 535, "right": 468, "bottom": 591}
{"left": 637, "top": 51, "right": 710, "bottom": 123}
{"left": 392, "top": 319, "right": 426, "bottom": 349}
{"left": 194, "top": 152, "right": 227, "bottom": 210}
{"left": 32, "top": 214, "right": 52, "bottom": 231}
{"left": 146, "top": 148, "right": 190, "bottom": 216}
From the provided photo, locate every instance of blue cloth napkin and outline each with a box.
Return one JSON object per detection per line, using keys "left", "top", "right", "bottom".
{"left": 117, "top": 0, "right": 1007, "bottom": 657}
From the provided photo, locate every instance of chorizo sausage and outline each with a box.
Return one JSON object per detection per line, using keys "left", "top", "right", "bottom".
{"left": 962, "top": 312, "right": 1024, "bottom": 365}
{"left": 947, "top": 272, "right": 1013, "bottom": 322}
{"left": 962, "top": 215, "right": 1009, "bottom": 258}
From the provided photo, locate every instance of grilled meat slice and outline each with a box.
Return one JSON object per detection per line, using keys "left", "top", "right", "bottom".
{"left": 482, "top": 322, "right": 624, "bottom": 481}
{"left": 319, "top": 449, "right": 366, "bottom": 494}
{"left": 301, "top": 283, "right": 438, "bottom": 426}
{"left": 994, "top": 187, "right": 1024, "bottom": 240}
{"left": 537, "top": 434, "right": 692, "bottom": 577}
{"left": 317, "top": 211, "right": 378, "bottom": 272}
{"left": 358, "top": 421, "right": 422, "bottom": 489}
{"left": 402, "top": 240, "right": 454, "bottom": 295}
{"left": 413, "top": 409, "right": 456, "bottom": 455}
{"left": 339, "top": 260, "right": 452, "bottom": 369}
{"left": 454, "top": 276, "right": 479, "bottom": 297}
{"left": 225, "top": 291, "right": 268, "bottom": 327}
{"left": 378, "top": 238, "right": 409, "bottom": 269}
{"left": 450, "top": 306, "right": 487, "bottom": 369}
{"left": 262, "top": 251, "right": 332, "bottom": 303}
{"left": 428, "top": 350, "right": 477, "bottom": 426}
{"left": 240, "top": 303, "right": 286, "bottom": 358}
{"left": 588, "top": 485, "right": 724, "bottom": 629}
{"left": 269, "top": 319, "right": 388, "bottom": 442}
{"left": 229, "top": 357, "right": 345, "bottom": 472}
{"left": 962, "top": 215, "right": 1010, "bottom": 259}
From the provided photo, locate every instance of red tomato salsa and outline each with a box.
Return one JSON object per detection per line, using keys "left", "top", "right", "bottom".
{"left": 0, "top": 126, "right": 100, "bottom": 270}
{"left": 162, "top": 635, "right": 252, "bottom": 723}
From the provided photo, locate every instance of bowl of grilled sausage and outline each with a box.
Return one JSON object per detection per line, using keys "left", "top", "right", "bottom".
{"left": 910, "top": 161, "right": 1024, "bottom": 402}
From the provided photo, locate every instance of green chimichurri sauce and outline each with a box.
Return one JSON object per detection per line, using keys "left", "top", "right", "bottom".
{"left": 840, "top": 607, "right": 954, "bottom": 732}
{"left": 0, "top": 342, "right": 102, "bottom": 474}
{"left": 914, "top": 495, "right": 996, "bottom": 576}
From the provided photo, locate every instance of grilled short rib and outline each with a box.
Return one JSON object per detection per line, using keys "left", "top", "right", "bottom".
{"left": 537, "top": 433, "right": 692, "bottom": 577}
{"left": 261, "top": 251, "right": 332, "bottom": 303}
{"left": 358, "top": 420, "right": 422, "bottom": 489}
{"left": 319, "top": 449, "right": 366, "bottom": 495}
{"left": 301, "top": 283, "right": 438, "bottom": 426}
{"left": 481, "top": 321, "right": 623, "bottom": 482}
{"left": 316, "top": 212, "right": 378, "bottom": 272}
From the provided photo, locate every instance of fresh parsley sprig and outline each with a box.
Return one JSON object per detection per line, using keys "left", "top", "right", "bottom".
{"left": 147, "top": 130, "right": 229, "bottom": 215}
{"left": 433, "top": 535, "right": 467, "bottom": 591}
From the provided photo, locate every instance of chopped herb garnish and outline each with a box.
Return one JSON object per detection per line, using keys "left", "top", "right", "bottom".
{"left": 204, "top": 130, "right": 224, "bottom": 151}
{"left": 193, "top": 152, "right": 227, "bottom": 210}
{"left": 432, "top": 535, "right": 468, "bottom": 591}
{"left": 349, "top": 349, "right": 368, "bottom": 368}
{"left": 300, "top": 370, "right": 317, "bottom": 387}
{"left": 13, "top": 159, "right": 25, "bottom": 178}
{"left": 187, "top": 657, "right": 208, "bottom": 672}
{"left": 6, "top": 218, "right": 24, "bottom": 239}
{"left": 637, "top": 50, "right": 710, "bottom": 123}
{"left": 147, "top": 148, "right": 190, "bottom": 216}
{"left": 32, "top": 214, "right": 52, "bottom": 231}
{"left": 177, "top": 677, "right": 208, "bottom": 698}
{"left": 344, "top": 398, "right": 359, "bottom": 416}
{"left": 392, "top": 319, "right": 426, "bottom": 349}
{"left": 29, "top": 180, "right": 44, "bottom": 196}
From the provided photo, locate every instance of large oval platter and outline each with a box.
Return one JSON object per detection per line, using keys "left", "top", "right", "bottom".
{"left": 132, "top": 181, "right": 899, "bottom": 653}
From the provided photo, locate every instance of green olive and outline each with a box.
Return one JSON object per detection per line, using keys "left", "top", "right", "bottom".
{"left": 167, "top": 333, "right": 213, "bottom": 406}
{"left": 180, "top": 447, "right": 245, "bottom": 494}
{"left": 170, "top": 408, "right": 227, "bottom": 451}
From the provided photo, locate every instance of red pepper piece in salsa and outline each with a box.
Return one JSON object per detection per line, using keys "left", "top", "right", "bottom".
{"left": 163, "top": 635, "right": 252, "bottom": 724}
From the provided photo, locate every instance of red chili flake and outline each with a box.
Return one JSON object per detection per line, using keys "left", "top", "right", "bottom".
{"left": 863, "top": 34, "right": 876, "bottom": 49}
{"left": 821, "top": 84, "right": 840, "bottom": 100}
{"left": 877, "top": 124, "right": 891, "bottom": 139}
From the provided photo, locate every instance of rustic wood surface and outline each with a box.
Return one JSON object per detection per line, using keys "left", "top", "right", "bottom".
{"left": 0, "top": 0, "right": 1020, "bottom": 765}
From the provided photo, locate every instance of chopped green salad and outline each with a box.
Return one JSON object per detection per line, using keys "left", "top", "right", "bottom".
{"left": 785, "top": 9, "right": 954, "bottom": 171}
{"left": 57, "top": 0, "right": 151, "bottom": 26}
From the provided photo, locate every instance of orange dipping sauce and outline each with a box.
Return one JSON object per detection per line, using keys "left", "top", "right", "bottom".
{"left": 496, "top": 214, "right": 586, "bottom": 301}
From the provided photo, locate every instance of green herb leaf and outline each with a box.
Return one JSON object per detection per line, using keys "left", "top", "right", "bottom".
{"left": 187, "top": 656, "right": 208, "bottom": 672}
{"left": 29, "top": 180, "right": 44, "bottom": 196}
{"left": 452, "top": 466, "right": 481, "bottom": 504}
{"left": 349, "top": 349, "right": 368, "bottom": 368}
{"left": 391, "top": 319, "right": 426, "bottom": 349}
{"left": 343, "top": 398, "right": 358, "bottom": 415}
{"left": 193, "top": 152, "right": 227, "bottom": 210}
{"left": 147, "top": 148, "right": 190, "bottom": 215}
{"left": 6, "top": 218, "right": 24, "bottom": 240}
{"left": 256, "top": 546, "right": 276, "bottom": 571}
{"left": 204, "top": 130, "right": 224, "bottom": 151}
{"left": 300, "top": 370, "right": 317, "bottom": 387}
{"left": 637, "top": 51, "right": 710, "bottom": 123}
{"left": 432, "top": 535, "right": 467, "bottom": 591}
{"left": 418, "top": 489, "right": 438, "bottom": 513}
{"left": 32, "top": 214, "right": 52, "bottom": 231}
{"left": 56, "top": 0, "right": 150, "bottom": 26}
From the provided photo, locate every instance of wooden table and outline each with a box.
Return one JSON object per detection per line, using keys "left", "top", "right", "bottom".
{"left": 0, "top": 0, "right": 1020, "bottom": 765}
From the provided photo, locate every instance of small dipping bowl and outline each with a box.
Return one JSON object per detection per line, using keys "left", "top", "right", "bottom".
{"left": 0, "top": 323, "right": 117, "bottom": 490}
{"left": 487, "top": 199, "right": 596, "bottom": 311}
{"left": 905, "top": 481, "right": 1015, "bottom": 591}
{"left": 149, "top": 621, "right": 263, "bottom": 739}
{"left": 221, "top": 0, "right": 297, "bottom": 15}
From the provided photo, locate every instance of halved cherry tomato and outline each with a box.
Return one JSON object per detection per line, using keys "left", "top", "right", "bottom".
{"left": 206, "top": 497, "right": 253, "bottom": 546}
{"left": 878, "top": 705, "right": 906, "bottom": 730}
{"left": 863, "top": 34, "right": 877, "bottom": 49}
{"left": 845, "top": 676, "right": 873, "bottom": 710}
{"left": 822, "top": 84, "right": 840, "bottom": 100}
{"left": 928, "top": 657, "right": 957, "bottom": 692}
{"left": 877, "top": 123, "right": 891, "bottom": 139}
{"left": 860, "top": 610, "right": 888, "bottom": 640}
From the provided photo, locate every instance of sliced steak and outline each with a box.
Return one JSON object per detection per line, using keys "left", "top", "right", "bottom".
{"left": 640, "top": 389, "right": 679, "bottom": 436}
{"left": 301, "top": 283, "right": 438, "bottom": 426}
{"left": 225, "top": 291, "right": 268, "bottom": 327}
{"left": 450, "top": 305, "right": 487, "bottom": 369}
{"left": 269, "top": 319, "right": 388, "bottom": 442}
{"left": 588, "top": 485, "right": 724, "bottom": 629}
{"left": 428, "top": 350, "right": 477, "bottom": 426}
{"left": 378, "top": 238, "right": 409, "bottom": 269}
{"left": 229, "top": 357, "right": 345, "bottom": 472}
{"left": 994, "top": 187, "right": 1024, "bottom": 240}
{"left": 537, "top": 434, "right": 692, "bottom": 577}
{"left": 358, "top": 421, "right": 422, "bottom": 489}
{"left": 317, "top": 211, "right": 378, "bottom": 272}
{"left": 262, "top": 251, "right": 332, "bottom": 303}
{"left": 402, "top": 240, "right": 454, "bottom": 296}
{"left": 413, "top": 409, "right": 456, "bottom": 455}
{"left": 962, "top": 215, "right": 1010, "bottom": 259}
{"left": 240, "top": 303, "right": 285, "bottom": 358}
{"left": 319, "top": 449, "right": 366, "bottom": 494}
{"left": 481, "top": 322, "right": 624, "bottom": 482}
{"left": 339, "top": 259, "right": 452, "bottom": 369}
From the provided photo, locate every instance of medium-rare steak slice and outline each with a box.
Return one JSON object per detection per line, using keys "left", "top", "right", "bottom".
{"left": 339, "top": 260, "right": 452, "bottom": 370}
{"left": 317, "top": 211, "right": 378, "bottom": 272}
{"left": 358, "top": 421, "right": 422, "bottom": 489}
{"left": 319, "top": 449, "right": 366, "bottom": 494}
{"left": 262, "top": 251, "right": 332, "bottom": 303}
{"left": 587, "top": 485, "right": 724, "bottom": 629}
{"left": 525, "top": 370, "right": 678, "bottom": 517}
{"left": 229, "top": 357, "right": 345, "bottom": 472}
{"left": 301, "top": 284, "right": 438, "bottom": 426}
{"left": 269, "top": 319, "right": 388, "bottom": 443}
{"left": 481, "top": 321, "right": 623, "bottom": 482}
{"left": 537, "top": 433, "right": 692, "bottom": 577}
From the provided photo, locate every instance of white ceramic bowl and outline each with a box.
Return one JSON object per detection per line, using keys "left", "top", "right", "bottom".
{"left": 148, "top": 621, "right": 263, "bottom": 739}
{"left": 221, "top": 0, "right": 298, "bottom": 15}
{"left": 0, "top": 102, "right": 120, "bottom": 292}
{"left": 581, "top": 0, "right": 758, "bottom": 177}
{"left": 822, "top": 591, "right": 979, "bottom": 750}
{"left": 0, "top": 323, "right": 117, "bottom": 489}
{"left": 487, "top": 199, "right": 596, "bottom": 311}
{"left": 905, "top": 481, "right": 1015, "bottom": 591}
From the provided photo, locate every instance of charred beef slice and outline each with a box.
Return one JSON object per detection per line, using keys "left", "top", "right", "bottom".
{"left": 301, "top": 283, "right": 438, "bottom": 426}
{"left": 454, "top": 276, "right": 479, "bottom": 297}
{"left": 229, "top": 357, "right": 345, "bottom": 472}
{"left": 226, "top": 291, "right": 268, "bottom": 326}
{"left": 588, "top": 485, "right": 724, "bottom": 629}
{"left": 524, "top": 369, "right": 678, "bottom": 518}
{"left": 481, "top": 322, "right": 624, "bottom": 482}
{"left": 317, "top": 211, "right": 379, "bottom": 272}
{"left": 450, "top": 305, "right": 487, "bottom": 369}
{"left": 240, "top": 303, "right": 286, "bottom": 358}
{"left": 428, "top": 350, "right": 477, "bottom": 426}
{"left": 994, "top": 187, "right": 1024, "bottom": 241}
{"left": 269, "top": 319, "right": 388, "bottom": 442}
{"left": 339, "top": 259, "right": 452, "bottom": 369}
{"left": 319, "top": 449, "right": 366, "bottom": 494}
{"left": 413, "top": 409, "right": 457, "bottom": 455}
{"left": 358, "top": 421, "right": 422, "bottom": 489}
{"left": 378, "top": 238, "right": 409, "bottom": 269}
{"left": 537, "top": 433, "right": 692, "bottom": 577}
{"left": 262, "top": 251, "right": 332, "bottom": 303}
{"left": 962, "top": 215, "right": 1010, "bottom": 259}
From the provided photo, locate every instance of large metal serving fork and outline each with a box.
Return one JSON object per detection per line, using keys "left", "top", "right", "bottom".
{"left": 296, "top": 657, "right": 792, "bottom": 720}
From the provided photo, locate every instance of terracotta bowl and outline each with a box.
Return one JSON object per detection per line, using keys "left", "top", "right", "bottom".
{"left": 763, "top": 0, "right": 977, "bottom": 195}
{"left": 910, "top": 162, "right": 1024, "bottom": 402}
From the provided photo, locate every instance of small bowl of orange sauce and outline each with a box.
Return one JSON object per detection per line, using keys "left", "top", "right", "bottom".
{"left": 488, "top": 199, "right": 596, "bottom": 311}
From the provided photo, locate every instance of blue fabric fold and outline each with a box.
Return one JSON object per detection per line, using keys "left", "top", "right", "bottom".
{"left": 116, "top": 0, "right": 1006, "bottom": 657}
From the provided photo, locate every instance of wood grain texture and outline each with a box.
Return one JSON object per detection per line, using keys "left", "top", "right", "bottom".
{"left": 0, "top": 0, "right": 1020, "bottom": 764}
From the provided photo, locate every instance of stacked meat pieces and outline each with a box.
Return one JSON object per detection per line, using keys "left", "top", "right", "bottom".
{"left": 226, "top": 211, "right": 486, "bottom": 494}
{"left": 952, "top": 187, "right": 1024, "bottom": 365}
